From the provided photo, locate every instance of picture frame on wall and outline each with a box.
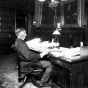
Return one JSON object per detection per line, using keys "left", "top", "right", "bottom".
{"left": 61, "top": 0, "right": 85, "bottom": 27}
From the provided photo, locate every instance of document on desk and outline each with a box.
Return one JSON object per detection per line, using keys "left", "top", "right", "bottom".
{"left": 63, "top": 47, "right": 80, "bottom": 57}
{"left": 26, "top": 38, "right": 59, "bottom": 52}
{"left": 49, "top": 47, "right": 80, "bottom": 59}
{"left": 49, "top": 51, "right": 63, "bottom": 57}
{"left": 61, "top": 47, "right": 81, "bottom": 62}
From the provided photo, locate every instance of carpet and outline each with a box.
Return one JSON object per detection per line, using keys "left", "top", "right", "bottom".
{"left": 0, "top": 54, "right": 52, "bottom": 88}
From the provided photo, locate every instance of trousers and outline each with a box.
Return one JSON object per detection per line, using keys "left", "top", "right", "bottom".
{"left": 20, "top": 60, "right": 52, "bottom": 83}
{"left": 39, "top": 60, "right": 52, "bottom": 83}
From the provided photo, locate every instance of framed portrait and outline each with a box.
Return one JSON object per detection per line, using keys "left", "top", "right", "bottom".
{"left": 61, "top": 0, "right": 85, "bottom": 27}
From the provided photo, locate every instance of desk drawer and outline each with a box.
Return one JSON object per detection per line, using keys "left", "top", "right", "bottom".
{"left": 52, "top": 64, "right": 70, "bottom": 88}
{"left": 50, "top": 57, "right": 71, "bottom": 70}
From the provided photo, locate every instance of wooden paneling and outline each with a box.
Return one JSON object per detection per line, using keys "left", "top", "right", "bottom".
{"left": 34, "top": 27, "right": 54, "bottom": 42}
{"left": 33, "top": 27, "right": 85, "bottom": 48}
{"left": 0, "top": 7, "right": 15, "bottom": 55}
{"left": 60, "top": 27, "right": 85, "bottom": 47}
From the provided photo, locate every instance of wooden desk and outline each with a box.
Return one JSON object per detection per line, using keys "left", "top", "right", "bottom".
{"left": 49, "top": 47, "right": 88, "bottom": 88}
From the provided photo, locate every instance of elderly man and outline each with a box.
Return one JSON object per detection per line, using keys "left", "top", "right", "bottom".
{"left": 15, "top": 27, "right": 52, "bottom": 87}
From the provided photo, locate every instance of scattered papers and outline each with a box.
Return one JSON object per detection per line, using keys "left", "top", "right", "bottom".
{"left": 26, "top": 38, "right": 59, "bottom": 52}
{"left": 49, "top": 51, "right": 63, "bottom": 57}
{"left": 26, "top": 38, "right": 80, "bottom": 59}
{"left": 63, "top": 47, "right": 80, "bottom": 57}
{"left": 49, "top": 47, "right": 80, "bottom": 58}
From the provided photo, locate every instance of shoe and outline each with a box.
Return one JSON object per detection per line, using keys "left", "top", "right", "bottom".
{"left": 35, "top": 81, "right": 42, "bottom": 87}
{"left": 36, "top": 81, "right": 51, "bottom": 87}
{"left": 48, "top": 79, "right": 52, "bottom": 85}
{"left": 41, "top": 83, "right": 51, "bottom": 87}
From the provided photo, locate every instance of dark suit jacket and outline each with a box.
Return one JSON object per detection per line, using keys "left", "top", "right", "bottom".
{"left": 15, "top": 38, "right": 41, "bottom": 68}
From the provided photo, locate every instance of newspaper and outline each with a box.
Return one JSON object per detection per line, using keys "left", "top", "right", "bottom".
{"left": 26, "top": 38, "right": 59, "bottom": 52}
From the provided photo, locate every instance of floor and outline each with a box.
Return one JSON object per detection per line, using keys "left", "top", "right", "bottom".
{"left": 0, "top": 54, "right": 56, "bottom": 88}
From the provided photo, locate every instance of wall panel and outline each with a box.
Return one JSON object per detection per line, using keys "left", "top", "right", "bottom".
{"left": 0, "top": 6, "right": 15, "bottom": 55}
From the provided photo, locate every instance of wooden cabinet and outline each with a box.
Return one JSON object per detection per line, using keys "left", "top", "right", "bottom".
{"left": 0, "top": 7, "right": 15, "bottom": 55}
{"left": 49, "top": 54, "right": 88, "bottom": 88}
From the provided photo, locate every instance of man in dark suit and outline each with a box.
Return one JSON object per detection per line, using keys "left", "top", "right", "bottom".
{"left": 15, "top": 27, "right": 52, "bottom": 86}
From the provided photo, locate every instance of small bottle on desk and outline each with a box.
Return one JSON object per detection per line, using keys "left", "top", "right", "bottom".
{"left": 80, "top": 41, "right": 83, "bottom": 48}
{"left": 80, "top": 41, "right": 83, "bottom": 55}
{"left": 51, "top": 38, "right": 54, "bottom": 43}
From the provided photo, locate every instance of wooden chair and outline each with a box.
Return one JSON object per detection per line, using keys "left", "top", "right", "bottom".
{"left": 12, "top": 44, "right": 43, "bottom": 83}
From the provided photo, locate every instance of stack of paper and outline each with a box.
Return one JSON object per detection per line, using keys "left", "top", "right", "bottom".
{"left": 26, "top": 38, "right": 59, "bottom": 52}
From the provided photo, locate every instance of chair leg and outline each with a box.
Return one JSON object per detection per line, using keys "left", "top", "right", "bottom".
{"left": 18, "top": 76, "right": 28, "bottom": 88}
{"left": 18, "top": 76, "right": 27, "bottom": 82}
{"left": 18, "top": 78, "right": 21, "bottom": 82}
{"left": 23, "top": 76, "right": 27, "bottom": 82}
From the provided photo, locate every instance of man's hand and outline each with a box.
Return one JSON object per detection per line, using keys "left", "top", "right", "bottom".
{"left": 40, "top": 49, "right": 50, "bottom": 58}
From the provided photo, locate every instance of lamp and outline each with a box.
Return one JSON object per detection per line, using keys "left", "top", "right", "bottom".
{"left": 39, "top": 0, "right": 59, "bottom": 7}
{"left": 49, "top": 0, "right": 59, "bottom": 8}
{"left": 39, "top": 0, "right": 45, "bottom": 2}
{"left": 53, "top": 28, "right": 61, "bottom": 43}
{"left": 52, "top": 23, "right": 61, "bottom": 43}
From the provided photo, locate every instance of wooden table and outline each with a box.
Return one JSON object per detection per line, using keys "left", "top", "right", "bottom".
{"left": 49, "top": 47, "right": 88, "bottom": 88}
